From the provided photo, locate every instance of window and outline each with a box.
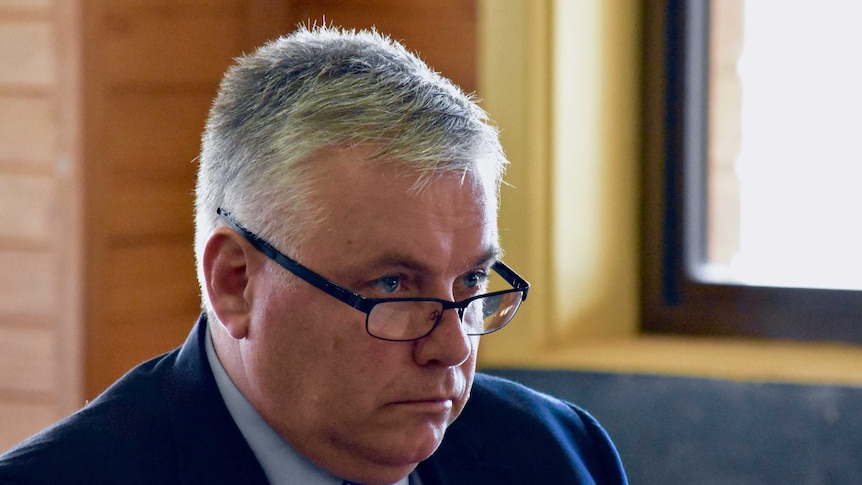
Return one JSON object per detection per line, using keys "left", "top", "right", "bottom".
{"left": 641, "top": 0, "right": 862, "bottom": 343}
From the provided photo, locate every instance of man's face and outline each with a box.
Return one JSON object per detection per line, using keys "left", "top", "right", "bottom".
{"left": 237, "top": 146, "right": 499, "bottom": 482}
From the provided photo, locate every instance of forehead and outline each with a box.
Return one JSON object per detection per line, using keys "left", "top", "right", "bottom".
{"left": 296, "top": 146, "right": 499, "bottom": 268}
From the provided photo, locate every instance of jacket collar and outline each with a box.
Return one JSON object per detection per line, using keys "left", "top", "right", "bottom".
{"left": 165, "top": 314, "right": 271, "bottom": 484}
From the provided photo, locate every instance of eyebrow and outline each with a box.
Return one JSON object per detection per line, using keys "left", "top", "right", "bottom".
{"left": 478, "top": 247, "right": 504, "bottom": 267}
{"left": 365, "top": 246, "right": 503, "bottom": 274}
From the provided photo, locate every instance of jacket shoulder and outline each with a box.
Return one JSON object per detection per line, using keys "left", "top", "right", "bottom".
{"left": 423, "top": 373, "right": 627, "bottom": 484}
{"left": 0, "top": 318, "right": 269, "bottom": 485}
{"left": 0, "top": 352, "right": 180, "bottom": 484}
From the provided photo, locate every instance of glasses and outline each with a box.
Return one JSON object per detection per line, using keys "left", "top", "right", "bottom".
{"left": 217, "top": 208, "right": 529, "bottom": 341}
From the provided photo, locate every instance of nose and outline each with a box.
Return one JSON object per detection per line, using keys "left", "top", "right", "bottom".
{"left": 413, "top": 305, "right": 473, "bottom": 367}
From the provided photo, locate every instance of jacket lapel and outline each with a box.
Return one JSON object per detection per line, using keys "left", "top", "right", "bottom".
{"left": 164, "top": 315, "right": 271, "bottom": 484}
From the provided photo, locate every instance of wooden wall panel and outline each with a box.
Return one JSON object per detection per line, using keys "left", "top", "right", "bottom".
{"left": 0, "top": 325, "right": 54, "bottom": 393}
{"left": 0, "top": 176, "right": 55, "bottom": 243}
{"left": 103, "top": 92, "right": 211, "bottom": 180}
{"left": 88, "top": 244, "right": 199, "bottom": 390}
{"left": 82, "top": 0, "right": 252, "bottom": 396}
{"left": 0, "top": 1, "right": 51, "bottom": 9}
{"left": 0, "top": 0, "right": 79, "bottom": 452}
{"left": 102, "top": 244, "right": 200, "bottom": 320}
{"left": 101, "top": 2, "right": 245, "bottom": 87}
{"left": 0, "top": 97, "right": 55, "bottom": 167}
{"left": 0, "top": 402, "right": 58, "bottom": 453}
{"left": 289, "top": 0, "right": 478, "bottom": 93}
{"left": 0, "top": 252, "right": 56, "bottom": 316}
{"left": 106, "top": 184, "right": 194, "bottom": 241}
{"left": 0, "top": 20, "right": 54, "bottom": 86}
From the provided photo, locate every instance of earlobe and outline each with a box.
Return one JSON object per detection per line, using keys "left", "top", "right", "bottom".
{"left": 203, "top": 228, "right": 254, "bottom": 340}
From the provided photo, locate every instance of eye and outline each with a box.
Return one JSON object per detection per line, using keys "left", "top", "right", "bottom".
{"left": 462, "top": 270, "right": 488, "bottom": 291}
{"left": 373, "top": 275, "right": 402, "bottom": 294}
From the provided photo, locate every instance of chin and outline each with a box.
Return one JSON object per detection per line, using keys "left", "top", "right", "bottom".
{"left": 398, "top": 422, "right": 449, "bottom": 463}
{"left": 360, "top": 422, "right": 444, "bottom": 470}
{"left": 343, "top": 408, "right": 457, "bottom": 478}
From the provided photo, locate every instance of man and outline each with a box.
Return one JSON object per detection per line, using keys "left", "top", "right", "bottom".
{"left": 0, "top": 26, "right": 626, "bottom": 484}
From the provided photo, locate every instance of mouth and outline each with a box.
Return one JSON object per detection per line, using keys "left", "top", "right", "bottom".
{"left": 390, "top": 397, "right": 455, "bottom": 414}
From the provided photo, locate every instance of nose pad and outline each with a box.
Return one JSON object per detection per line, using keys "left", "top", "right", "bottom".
{"left": 429, "top": 306, "right": 467, "bottom": 324}
{"left": 455, "top": 306, "right": 466, "bottom": 321}
{"left": 414, "top": 304, "right": 472, "bottom": 367}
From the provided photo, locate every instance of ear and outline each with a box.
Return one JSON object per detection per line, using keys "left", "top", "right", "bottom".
{"left": 202, "top": 227, "right": 256, "bottom": 340}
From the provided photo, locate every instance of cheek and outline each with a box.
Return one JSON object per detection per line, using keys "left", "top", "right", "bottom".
{"left": 240, "top": 290, "right": 363, "bottom": 433}
{"left": 247, "top": 284, "right": 384, "bottom": 400}
{"left": 246, "top": 283, "right": 336, "bottom": 377}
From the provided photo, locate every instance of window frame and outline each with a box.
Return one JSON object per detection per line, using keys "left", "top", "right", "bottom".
{"left": 640, "top": 0, "right": 862, "bottom": 343}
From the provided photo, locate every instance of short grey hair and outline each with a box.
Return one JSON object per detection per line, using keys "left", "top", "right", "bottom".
{"left": 194, "top": 25, "right": 508, "bottom": 310}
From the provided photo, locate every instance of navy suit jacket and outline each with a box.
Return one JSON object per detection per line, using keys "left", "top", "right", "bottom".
{"left": 0, "top": 316, "right": 627, "bottom": 484}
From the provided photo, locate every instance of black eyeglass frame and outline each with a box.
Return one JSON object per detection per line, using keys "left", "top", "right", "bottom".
{"left": 217, "top": 207, "right": 530, "bottom": 341}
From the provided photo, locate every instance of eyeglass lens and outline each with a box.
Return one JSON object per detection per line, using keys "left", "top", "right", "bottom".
{"left": 367, "top": 290, "right": 524, "bottom": 341}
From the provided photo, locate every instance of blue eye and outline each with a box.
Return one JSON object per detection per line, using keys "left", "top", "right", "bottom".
{"left": 374, "top": 276, "right": 402, "bottom": 294}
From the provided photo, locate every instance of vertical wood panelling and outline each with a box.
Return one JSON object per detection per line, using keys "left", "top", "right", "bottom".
{"left": 82, "top": 0, "right": 275, "bottom": 397}
{"left": 105, "top": 185, "right": 195, "bottom": 241}
{"left": 101, "top": 5, "right": 245, "bottom": 87}
{"left": 103, "top": 92, "right": 212, "bottom": 180}
{"left": 289, "top": 0, "right": 477, "bottom": 93}
{"left": 0, "top": 1, "right": 51, "bottom": 9}
{"left": 52, "top": 0, "right": 86, "bottom": 420}
{"left": 0, "top": 2, "right": 72, "bottom": 451}
{"left": 0, "top": 326, "right": 55, "bottom": 394}
{"left": 0, "top": 251, "right": 56, "bottom": 319}
{"left": 0, "top": 20, "right": 54, "bottom": 86}
{"left": 0, "top": 97, "right": 55, "bottom": 167}
{"left": 94, "top": 243, "right": 200, "bottom": 377}
{"left": 0, "top": 176, "right": 55, "bottom": 243}
{"left": 0, "top": 402, "right": 56, "bottom": 453}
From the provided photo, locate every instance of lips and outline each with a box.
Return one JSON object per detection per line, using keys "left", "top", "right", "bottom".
{"left": 392, "top": 394, "right": 455, "bottom": 406}
{"left": 389, "top": 398, "right": 455, "bottom": 419}
{"left": 388, "top": 390, "right": 461, "bottom": 412}
{"left": 386, "top": 372, "right": 469, "bottom": 412}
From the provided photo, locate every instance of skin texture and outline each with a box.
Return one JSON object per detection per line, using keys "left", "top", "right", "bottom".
{"left": 203, "top": 145, "right": 500, "bottom": 485}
